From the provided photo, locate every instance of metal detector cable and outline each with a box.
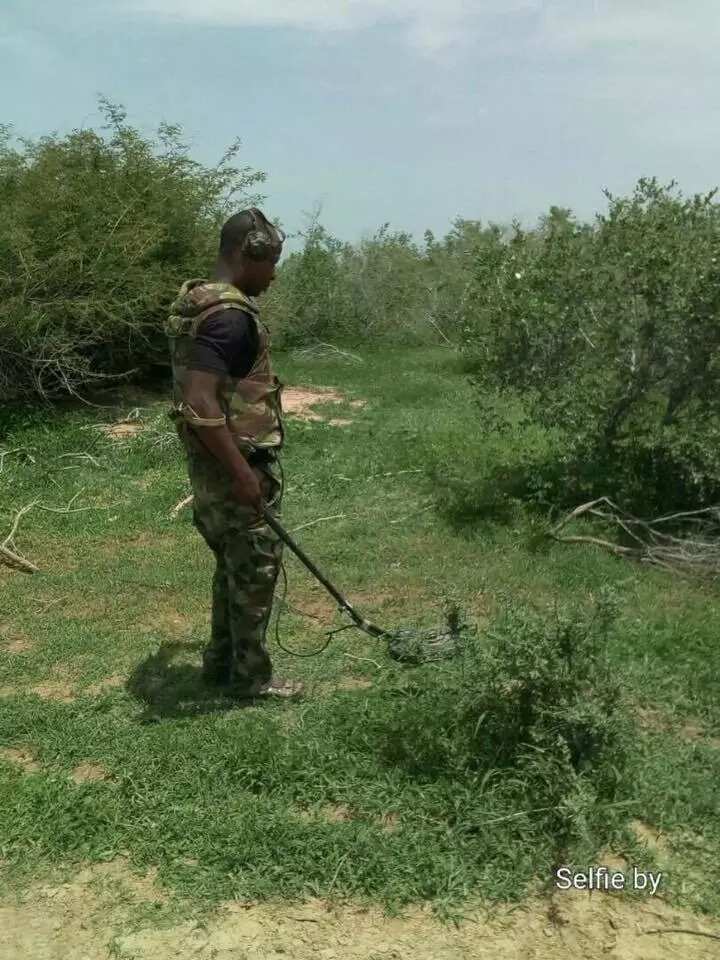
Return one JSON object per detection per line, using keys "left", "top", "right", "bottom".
{"left": 270, "top": 454, "right": 354, "bottom": 657}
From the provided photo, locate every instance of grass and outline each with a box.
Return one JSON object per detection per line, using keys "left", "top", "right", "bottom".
{"left": 0, "top": 345, "right": 719, "bottom": 921}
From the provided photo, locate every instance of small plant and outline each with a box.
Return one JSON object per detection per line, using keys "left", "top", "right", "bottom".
{"left": 380, "top": 588, "right": 635, "bottom": 856}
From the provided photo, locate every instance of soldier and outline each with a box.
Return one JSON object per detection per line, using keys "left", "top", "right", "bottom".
{"left": 166, "top": 208, "right": 303, "bottom": 698}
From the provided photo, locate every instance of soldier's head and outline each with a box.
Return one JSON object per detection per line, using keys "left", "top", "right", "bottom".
{"left": 217, "top": 208, "right": 285, "bottom": 297}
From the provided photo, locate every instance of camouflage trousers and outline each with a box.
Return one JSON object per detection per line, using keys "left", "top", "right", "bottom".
{"left": 185, "top": 439, "right": 284, "bottom": 694}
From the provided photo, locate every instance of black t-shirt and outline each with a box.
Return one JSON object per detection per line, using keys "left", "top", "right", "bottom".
{"left": 186, "top": 308, "right": 259, "bottom": 379}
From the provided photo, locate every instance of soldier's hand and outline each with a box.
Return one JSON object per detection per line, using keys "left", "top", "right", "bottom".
{"left": 230, "top": 473, "right": 263, "bottom": 517}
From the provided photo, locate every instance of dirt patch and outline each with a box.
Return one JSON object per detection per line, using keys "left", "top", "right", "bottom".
{"left": 84, "top": 675, "right": 126, "bottom": 697}
{"left": 0, "top": 663, "right": 77, "bottom": 703}
{"left": 28, "top": 680, "right": 76, "bottom": 703}
{"left": 296, "top": 804, "right": 356, "bottom": 824}
{"left": 292, "top": 586, "right": 428, "bottom": 626}
{"left": 334, "top": 677, "right": 374, "bottom": 691}
{"left": 283, "top": 387, "right": 366, "bottom": 426}
{"left": 3, "top": 865, "right": 719, "bottom": 960}
{"left": 147, "top": 609, "right": 195, "bottom": 636}
{"left": 0, "top": 745, "right": 40, "bottom": 773}
{"left": 1, "top": 631, "right": 34, "bottom": 654}
{"left": 630, "top": 820, "right": 670, "bottom": 856}
{"left": 378, "top": 812, "right": 401, "bottom": 833}
{"left": 98, "top": 421, "right": 144, "bottom": 440}
{"left": 71, "top": 762, "right": 112, "bottom": 785}
{"left": 638, "top": 708, "right": 720, "bottom": 748}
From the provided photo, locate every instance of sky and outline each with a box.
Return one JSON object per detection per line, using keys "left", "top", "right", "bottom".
{"left": 2, "top": 1, "right": 720, "bottom": 252}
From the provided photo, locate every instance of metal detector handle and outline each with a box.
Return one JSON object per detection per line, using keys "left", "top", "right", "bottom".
{"left": 262, "top": 507, "right": 388, "bottom": 639}
{"left": 262, "top": 507, "right": 355, "bottom": 615}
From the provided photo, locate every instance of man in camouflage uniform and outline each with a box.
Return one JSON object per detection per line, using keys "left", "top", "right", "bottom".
{"left": 166, "top": 208, "right": 302, "bottom": 698}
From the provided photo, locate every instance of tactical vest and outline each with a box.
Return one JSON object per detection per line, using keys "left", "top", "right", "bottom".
{"left": 166, "top": 279, "right": 283, "bottom": 455}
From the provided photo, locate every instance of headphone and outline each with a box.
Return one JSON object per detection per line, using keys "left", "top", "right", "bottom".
{"left": 243, "top": 208, "right": 287, "bottom": 261}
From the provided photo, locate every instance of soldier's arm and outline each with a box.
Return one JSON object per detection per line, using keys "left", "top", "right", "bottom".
{"left": 182, "top": 369, "right": 261, "bottom": 510}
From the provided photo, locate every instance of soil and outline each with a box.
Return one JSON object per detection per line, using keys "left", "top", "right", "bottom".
{"left": 282, "top": 387, "right": 366, "bottom": 424}
{"left": 0, "top": 746, "right": 40, "bottom": 773}
{"left": 99, "top": 421, "right": 144, "bottom": 439}
{"left": 96, "top": 387, "right": 366, "bottom": 443}
{"left": 0, "top": 859, "right": 718, "bottom": 959}
{"left": 1, "top": 632, "right": 34, "bottom": 654}
{"left": 638, "top": 708, "right": 720, "bottom": 749}
{"left": 70, "top": 762, "right": 112, "bottom": 785}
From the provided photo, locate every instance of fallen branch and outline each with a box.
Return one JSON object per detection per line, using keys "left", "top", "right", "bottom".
{"left": 170, "top": 494, "right": 194, "bottom": 518}
{"left": 424, "top": 313, "right": 454, "bottom": 346}
{"left": 550, "top": 497, "right": 720, "bottom": 575}
{"left": 293, "top": 341, "right": 364, "bottom": 364}
{"left": 1, "top": 501, "right": 39, "bottom": 574}
{"left": 641, "top": 928, "right": 720, "bottom": 942}
{"left": 290, "top": 513, "right": 346, "bottom": 534}
{"left": 0, "top": 493, "right": 121, "bottom": 574}
{"left": 343, "top": 653, "right": 383, "bottom": 670}
{"left": 56, "top": 452, "right": 102, "bottom": 468}
{"left": 0, "top": 447, "right": 36, "bottom": 474}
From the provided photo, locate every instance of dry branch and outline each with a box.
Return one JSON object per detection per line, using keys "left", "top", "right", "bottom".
{"left": 550, "top": 497, "right": 720, "bottom": 576}
{"left": 1, "top": 501, "right": 39, "bottom": 574}
{"left": 171, "top": 494, "right": 194, "bottom": 518}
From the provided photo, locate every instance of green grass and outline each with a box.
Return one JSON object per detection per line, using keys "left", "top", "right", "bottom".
{"left": 1, "top": 345, "right": 719, "bottom": 919}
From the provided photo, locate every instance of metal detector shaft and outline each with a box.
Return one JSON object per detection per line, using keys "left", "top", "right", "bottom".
{"left": 262, "top": 507, "right": 390, "bottom": 640}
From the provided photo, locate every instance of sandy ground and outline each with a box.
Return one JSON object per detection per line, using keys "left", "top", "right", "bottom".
{"left": 99, "top": 386, "right": 367, "bottom": 440}
{"left": 1, "top": 859, "right": 719, "bottom": 960}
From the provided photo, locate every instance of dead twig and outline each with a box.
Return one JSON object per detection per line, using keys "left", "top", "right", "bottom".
{"left": 1, "top": 501, "right": 39, "bottom": 574}
{"left": 0, "top": 447, "right": 36, "bottom": 474}
{"left": 343, "top": 653, "right": 384, "bottom": 670}
{"left": 550, "top": 497, "right": 720, "bottom": 576}
{"left": 293, "top": 341, "right": 364, "bottom": 363}
{"left": 55, "top": 452, "right": 102, "bottom": 468}
{"left": 290, "top": 514, "right": 347, "bottom": 534}
{"left": 170, "top": 494, "right": 194, "bottom": 518}
{"left": 641, "top": 928, "right": 720, "bottom": 942}
{"left": 424, "top": 312, "right": 454, "bottom": 346}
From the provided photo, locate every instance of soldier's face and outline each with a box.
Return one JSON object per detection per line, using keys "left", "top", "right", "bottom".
{"left": 238, "top": 252, "right": 280, "bottom": 297}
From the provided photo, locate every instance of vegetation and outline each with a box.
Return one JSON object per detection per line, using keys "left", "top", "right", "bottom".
{"left": 1, "top": 106, "right": 720, "bottom": 940}
{"left": 0, "top": 100, "right": 265, "bottom": 403}
{"left": 1, "top": 349, "right": 718, "bottom": 923}
{"left": 457, "top": 181, "right": 720, "bottom": 514}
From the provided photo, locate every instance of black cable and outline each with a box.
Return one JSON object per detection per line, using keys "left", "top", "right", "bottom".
{"left": 270, "top": 453, "right": 337, "bottom": 658}
{"left": 272, "top": 556, "right": 337, "bottom": 657}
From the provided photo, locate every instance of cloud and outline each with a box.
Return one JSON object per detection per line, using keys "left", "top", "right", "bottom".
{"left": 125, "top": 0, "right": 539, "bottom": 57}
{"left": 538, "top": 0, "right": 720, "bottom": 57}
{"left": 121, "top": 0, "right": 720, "bottom": 67}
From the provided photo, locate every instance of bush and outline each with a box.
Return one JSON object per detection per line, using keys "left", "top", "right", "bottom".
{"left": 264, "top": 213, "right": 505, "bottom": 349}
{"left": 0, "top": 99, "right": 265, "bottom": 404}
{"left": 379, "top": 590, "right": 635, "bottom": 854}
{"left": 460, "top": 181, "right": 720, "bottom": 513}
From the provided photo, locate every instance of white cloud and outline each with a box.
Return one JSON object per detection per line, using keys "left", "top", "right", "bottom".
{"left": 126, "top": 0, "right": 539, "bottom": 58}
{"left": 123, "top": 0, "right": 720, "bottom": 65}
{"left": 538, "top": 1, "right": 720, "bottom": 56}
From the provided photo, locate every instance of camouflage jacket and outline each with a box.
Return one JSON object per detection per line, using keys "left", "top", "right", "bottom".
{"left": 166, "top": 279, "right": 284, "bottom": 455}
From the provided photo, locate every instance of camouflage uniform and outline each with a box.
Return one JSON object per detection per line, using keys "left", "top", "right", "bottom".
{"left": 166, "top": 279, "right": 285, "bottom": 694}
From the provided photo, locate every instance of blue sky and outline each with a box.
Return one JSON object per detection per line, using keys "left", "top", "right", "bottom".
{"left": 2, "top": 1, "right": 719, "bottom": 251}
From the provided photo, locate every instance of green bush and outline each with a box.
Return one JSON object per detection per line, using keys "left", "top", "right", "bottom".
{"left": 264, "top": 214, "right": 503, "bottom": 350}
{"left": 0, "top": 99, "right": 265, "bottom": 404}
{"left": 379, "top": 590, "right": 635, "bottom": 854}
{"left": 460, "top": 181, "right": 720, "bottom": 513}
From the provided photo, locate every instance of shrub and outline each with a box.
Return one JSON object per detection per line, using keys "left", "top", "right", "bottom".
{"left": 460, "top": 181, "right": 720, "bottom": 513}
{"left": 0, "top": 99, "right": 265, "bottom": 403}
{"left": 379, "top": 590, "right": 635, "bottom": 854}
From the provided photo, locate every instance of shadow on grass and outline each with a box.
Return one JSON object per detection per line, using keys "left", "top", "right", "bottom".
{"left": 126, "top": 640, "right": 254, "bottom": 721}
